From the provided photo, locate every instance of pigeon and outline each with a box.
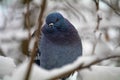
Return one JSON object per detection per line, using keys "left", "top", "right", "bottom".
{"left": 35, "top": 12, "right": 82, "bottom": 79}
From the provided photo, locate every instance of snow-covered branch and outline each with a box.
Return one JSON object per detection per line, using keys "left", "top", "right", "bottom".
{"left": 50, "top": 54, "right": 120, "bottom": 80}
{"left": 4, "top": 54, "right": 120, "bottom": 80}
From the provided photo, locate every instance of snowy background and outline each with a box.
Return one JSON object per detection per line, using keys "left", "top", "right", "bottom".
{"left": 0, "top": 0, "right": 120, "bottom": 80}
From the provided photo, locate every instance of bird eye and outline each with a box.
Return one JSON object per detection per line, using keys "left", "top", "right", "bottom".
{"left": 56, "top": 18, "right": 59, "bottom": 22}
{"left": 49, "top": 23, "right": 54, "bottom": 26}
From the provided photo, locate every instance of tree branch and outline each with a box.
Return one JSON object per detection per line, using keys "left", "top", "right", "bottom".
{"left": 94, "top": 0, "right": 102, "bottom": 32}
{"left": 50, "top": 55, "right": 120, "bottom": 80}
{"left": 24, "top": 0, "right": 47, "bottom": 80}
{"left": 92, "top": 0, "right": 102, "bottom": 55}
{"left": 26, "top": 0, "right": 31, "bottom": 40}
{"left": 24, "top": 0, "right": 31, "bottom": 56}
{"left": 101, "top": 0, "right": 120, "bottom": 16}
{"left": 92, "top": 33, "right": 102, "bottom": 55}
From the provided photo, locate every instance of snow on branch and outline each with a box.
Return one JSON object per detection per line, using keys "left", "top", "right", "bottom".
{"left": 8, "top": 54, "right": 120, "bottom": 80}
{"left": 49, "top": 55, "right": 120, "bottom": 80}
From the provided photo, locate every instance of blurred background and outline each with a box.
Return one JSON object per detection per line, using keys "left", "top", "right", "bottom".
{"left": 0, "top": 0, "right": 120, "bottom": 67}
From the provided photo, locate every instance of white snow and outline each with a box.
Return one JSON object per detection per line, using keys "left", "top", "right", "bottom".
{"left": 78, "top": 65, "right": 120, "bottom": 80}
{"left": 0, "top": 56, "right": 16, "bottom": 78}
{"left": 2, "top": 55, "right": 120, "bottom": 80}
{"left": 0, "top": 56, "right": 95, "bottom": 80}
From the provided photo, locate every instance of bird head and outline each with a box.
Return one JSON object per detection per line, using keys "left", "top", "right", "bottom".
{"left": 41, "top": 12, "right": 79, "bottom": 44}
{"left": 42, "top": 12, "right": 68, "bottom": 33}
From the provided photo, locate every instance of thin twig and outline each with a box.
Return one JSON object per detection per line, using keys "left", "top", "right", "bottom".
{"left": 95, "top": 15, "right": 102, "bottom": 32}
{"left": 101, "top": 0, "right": 120, "bottom": 16}
{"left": 24, "top": 0, "right": 47, "bottom": 80}
{"left": 92, "top": 33, "right": 102, "bottom": 55}
{"left": 24, "top": 0, "right": 31, "bottom": 56}
{"left": 94, "top": 0, "right": 99, "bottom": 10}
{"left": 50, "top": 55, "right": 120, "bottom": 80}
{"left": 26, "top": 0, "right": 31, "bottom": 40}
{"left": 94, "top": 0, "right": 102, "bottom": 32}
{"left": 92, "top": 0, "right": 102, "bottom": 55}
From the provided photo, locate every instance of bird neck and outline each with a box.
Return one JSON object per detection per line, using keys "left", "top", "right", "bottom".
{"left": 43, "top": 29, "right": 80, "bottom": 45}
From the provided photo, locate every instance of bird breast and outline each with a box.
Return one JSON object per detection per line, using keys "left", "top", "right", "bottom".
{"left": 39, "top": 35, "right": 82, "bottom": 69}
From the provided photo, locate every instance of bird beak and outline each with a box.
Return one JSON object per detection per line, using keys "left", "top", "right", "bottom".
{"left": 48, "top": 23, "right": 54, "bottom": 27}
